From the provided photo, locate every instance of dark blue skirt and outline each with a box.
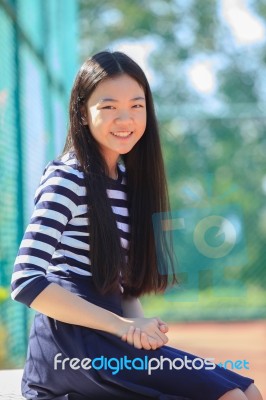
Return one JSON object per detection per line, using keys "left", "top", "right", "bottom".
{"left": 21, "top": 273, "right": 254, "bottom": 400}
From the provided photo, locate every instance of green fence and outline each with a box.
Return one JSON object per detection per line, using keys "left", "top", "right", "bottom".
{"left": 0, "top": 0, "right": 78, "bottom": 368}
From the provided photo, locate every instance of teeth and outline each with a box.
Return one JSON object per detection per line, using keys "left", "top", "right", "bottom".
{"left": 111, "top": 131, "right": 132, "bottom": 137}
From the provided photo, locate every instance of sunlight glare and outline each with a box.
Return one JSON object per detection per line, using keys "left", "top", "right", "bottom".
{"left": 221, "top": 0, "right": 266, "bottom": 45}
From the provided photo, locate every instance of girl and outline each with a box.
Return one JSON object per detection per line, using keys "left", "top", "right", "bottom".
{"left": 11, "top": 51, "right": 262, "bottom": 400}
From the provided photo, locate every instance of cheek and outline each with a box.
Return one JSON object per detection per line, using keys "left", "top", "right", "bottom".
{"left": 88, "top": 111, "right": 107, "bottom": 134}
{"left": 138, "top": 113, "right": 147, "bottom": 132}
{"left": 89, "top": 109, "right": 100, "bottom": 126}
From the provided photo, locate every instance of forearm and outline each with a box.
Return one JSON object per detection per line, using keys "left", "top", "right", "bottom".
{"left": 121, "top": 295, "right": 145, "bottom": 318}
{"left": 30, "top": 283, "right": 128, "bottom": 336}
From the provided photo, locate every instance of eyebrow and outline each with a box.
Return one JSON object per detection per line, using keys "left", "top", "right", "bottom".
{"left": 99, "top": 96, "right": 145, "bottom": 103}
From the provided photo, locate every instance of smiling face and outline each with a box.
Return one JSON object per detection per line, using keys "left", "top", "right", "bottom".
{"left": 83, "top": 74, "right": 147, "bottom": 174}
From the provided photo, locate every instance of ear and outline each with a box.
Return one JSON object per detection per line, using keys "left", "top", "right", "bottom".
{"left": 80, "top": 106, "right": 88, "bottom": 126}
{"left": 81, "top": 116, "right": 88, "bottom": 126}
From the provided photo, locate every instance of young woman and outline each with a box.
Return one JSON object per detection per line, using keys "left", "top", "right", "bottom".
{"left": 11, "top": 51, "right": 262, "bottom": 400}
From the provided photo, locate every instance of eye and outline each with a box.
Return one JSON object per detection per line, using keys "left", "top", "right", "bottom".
{"left": 132, "top": 104, "right": 144, "bottom": 108}
{"left": 102, "top": 105, "right": 115, "bottom": 110}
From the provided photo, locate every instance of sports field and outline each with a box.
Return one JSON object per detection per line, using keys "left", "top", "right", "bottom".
{"left": 167, "top": 320, "right": 266, "bottom": 398}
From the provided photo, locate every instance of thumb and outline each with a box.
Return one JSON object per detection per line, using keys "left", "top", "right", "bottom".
{"left": 155, "top": 317, "right": 169, "bottom": 332}
{"left": 159, "top": 324, "right": 168, "bottom": 333}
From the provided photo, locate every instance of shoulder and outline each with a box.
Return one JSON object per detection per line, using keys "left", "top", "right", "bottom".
{"left": 42, "top": 151, "right": 84, "bottom": 182}
{"left": 34, "top": 151, "right": 85, "bottom": 204}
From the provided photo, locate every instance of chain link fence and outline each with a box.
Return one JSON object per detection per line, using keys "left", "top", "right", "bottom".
{"left": 0, "top": 0, "right": 78, "bottom": 368}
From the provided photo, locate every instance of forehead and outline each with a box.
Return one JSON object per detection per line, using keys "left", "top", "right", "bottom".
{"left": 90, "top": 74, "right": 145, "bottom": 101}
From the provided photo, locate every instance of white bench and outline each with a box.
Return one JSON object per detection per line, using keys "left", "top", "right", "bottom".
{"left": 0, "top": 369, "right": 24, "bottom": 399}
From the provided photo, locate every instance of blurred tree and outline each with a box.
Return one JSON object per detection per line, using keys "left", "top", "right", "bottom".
{"left": 79, "top": 0, "right": 266, "bottom": 288}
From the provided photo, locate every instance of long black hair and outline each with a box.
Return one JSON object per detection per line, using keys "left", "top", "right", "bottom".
{"left": 61, "top": 50, "right": 177, "bottom": 296}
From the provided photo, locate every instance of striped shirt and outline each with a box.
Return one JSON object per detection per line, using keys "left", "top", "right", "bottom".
{"left": 10, "top": 151, "right": 130, "bottom": 307}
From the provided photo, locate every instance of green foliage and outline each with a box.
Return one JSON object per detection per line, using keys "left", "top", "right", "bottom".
{"left": 0, "top": 286, "right": 9, "bottom": 304}
{"left": 142, "top": 286, "right": 266, "bottom": 321}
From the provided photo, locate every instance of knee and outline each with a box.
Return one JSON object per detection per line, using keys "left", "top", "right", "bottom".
{"left": 244, "top": 383, "right": 263, "bottom": 400}
{"left": 218, "top": 388, "right": 247, "bottom": 400}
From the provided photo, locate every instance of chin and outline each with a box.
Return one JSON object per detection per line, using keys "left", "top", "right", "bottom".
{"left": 118, "top": 148, "right": 134, "bottom": 156}
{"left": 117, "top": 143, "right": 138, "bottom": 155}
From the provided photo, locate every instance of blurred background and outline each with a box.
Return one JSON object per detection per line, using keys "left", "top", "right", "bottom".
{"left": 0, "top": 0, "right": 265, "bottom": 394}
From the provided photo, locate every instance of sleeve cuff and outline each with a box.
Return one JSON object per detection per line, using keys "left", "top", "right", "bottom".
{"left": 13, "top": 276, "right": 53, "bottom": 308}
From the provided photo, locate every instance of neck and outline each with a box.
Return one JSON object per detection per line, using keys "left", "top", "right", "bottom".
{"left": 105, "top": 155, "right": 120, "bottom": 179}
{"left": 108, "top": 166, "right": 118, "bottom": 179}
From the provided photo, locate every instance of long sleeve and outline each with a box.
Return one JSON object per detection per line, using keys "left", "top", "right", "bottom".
{"left": 10, "top": 160, "right": 82, "bottom": 307}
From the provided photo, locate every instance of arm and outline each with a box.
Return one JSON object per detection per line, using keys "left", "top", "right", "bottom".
{"left": 121, "top": 295, "right": 169, "bottom": 350}
{"left": 30, "top": 282, "right": 130, "bottom": 336}
{"left": 121, "top": 295, "right": 168, "bottom": 333}
{"left": 30, "top": 283, "right": 169, "bottom": 350}
{"left": 11, "top": 161, "right": 81, "bottom": 306}
{"left": 121, "top": 295, "right": 145, "bottom": 318}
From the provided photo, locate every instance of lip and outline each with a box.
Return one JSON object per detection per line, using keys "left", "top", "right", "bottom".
{"left": 110, "top": 131, "right": 133, "bottom": 139}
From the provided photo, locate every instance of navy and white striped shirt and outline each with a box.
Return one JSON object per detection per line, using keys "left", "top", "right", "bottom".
{"left": 10, "top": 151, "right": 130, "bottom": 307}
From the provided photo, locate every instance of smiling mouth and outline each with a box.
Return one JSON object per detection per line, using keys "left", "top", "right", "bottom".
{"left": 110, "top": 131, "right": 133, "bottom": 138}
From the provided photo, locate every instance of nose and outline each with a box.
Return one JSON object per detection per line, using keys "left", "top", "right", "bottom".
{"left": 115, "top": 110, "right": 133, "bottom": 123}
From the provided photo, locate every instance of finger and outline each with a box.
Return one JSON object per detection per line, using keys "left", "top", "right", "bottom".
{"left": 142, "top": 320, "right": 167, "bottom": 347}
{"left": 159, "top": 324, "right": 168, "bottom": 333}
{"left": 133, "top": 328, "right": 142, "bottom": 349}
{"left": 121, "top": 333, "right": 127, "bottom": 341}
{"left": 148, "top": 336, "right": 159, "bottom": 350}
{"left": 153, "top": 334, "right": 164, "bottom": 347}
{"left": 126, "top": 326, "right": 134, "bottom": 346}
{"left": 156, "top": 317, "right": 169, "bottom": 332}
{"left": 154, "top": 329, "right": 168, "bottom": 345}
{"left": 140, "top": 332, "right": 151, "bottom": 350}
{"left": 154, "top": 324, "right": 168, "bottom": 340}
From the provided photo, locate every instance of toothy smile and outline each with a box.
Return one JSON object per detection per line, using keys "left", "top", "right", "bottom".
{"left": 110, "top": 131, "right": 133, "bottom": 138}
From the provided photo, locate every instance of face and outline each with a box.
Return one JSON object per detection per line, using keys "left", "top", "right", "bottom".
{"left": 83, "top": 74, "right": 147, "bottom": 170}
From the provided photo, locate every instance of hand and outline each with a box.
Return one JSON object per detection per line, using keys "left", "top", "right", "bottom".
{"left": 120, "top": 317, "right": 169, "bottom": 350}
{"left": 121, "top": 326, "right": 162, "bottom": 350}
{"left": 156, "top": 317, "right": 169, "bottom": 334}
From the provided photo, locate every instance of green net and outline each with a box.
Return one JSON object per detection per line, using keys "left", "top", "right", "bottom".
{"left": 0, "top": 0, "right": 78, "bottom": 368}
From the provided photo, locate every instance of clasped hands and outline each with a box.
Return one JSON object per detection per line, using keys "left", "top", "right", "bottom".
{"left": 121, "top": 317, "right": 169, "bottom": 350}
